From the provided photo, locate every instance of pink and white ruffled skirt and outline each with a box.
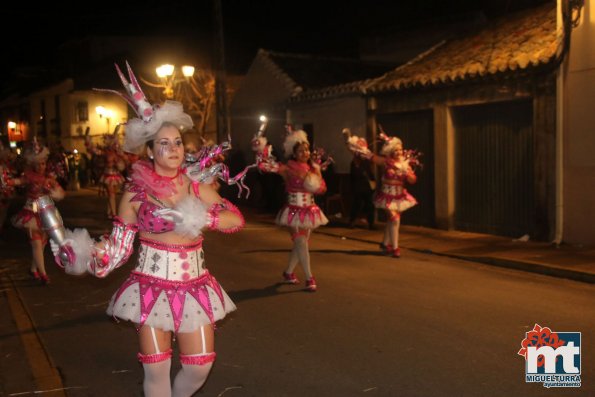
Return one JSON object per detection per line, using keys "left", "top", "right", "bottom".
{"left": 107, "top": 238, "right": 236, "bottom": 333}
{"left": 275, "top": 192, "right": 328, "bottom": 230}
{"left": 100, "top": 170, "right": 125, "bottom": 187}
{"left": 373, "top": 184, "right": 417, "bottom": 213}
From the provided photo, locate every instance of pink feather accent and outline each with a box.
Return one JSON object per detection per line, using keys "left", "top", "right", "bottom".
{"left": 130, "top": 160, "right": 179, "bottom": 198}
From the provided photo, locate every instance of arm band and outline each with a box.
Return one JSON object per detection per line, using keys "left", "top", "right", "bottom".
{"left": 207, "top": 199, "right": 245, "bottom": 233}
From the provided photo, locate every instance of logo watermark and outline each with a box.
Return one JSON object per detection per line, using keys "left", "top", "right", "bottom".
{"left": 518, "top": 324, "right": 581, "bottom": 388}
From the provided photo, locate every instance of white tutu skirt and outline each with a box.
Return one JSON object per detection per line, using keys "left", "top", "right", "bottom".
{"left": 107, "top": 271, "right": 236, "bottom": 333}
{"left": 275, "top": 204, "right": 329, "bottom": 229}
{"left": 373, "top": 184, "right": 417, "bottom": 213}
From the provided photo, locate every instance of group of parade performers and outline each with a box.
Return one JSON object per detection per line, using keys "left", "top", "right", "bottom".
{"left": 0, "top": 61, "right": 420, "bottom": 396}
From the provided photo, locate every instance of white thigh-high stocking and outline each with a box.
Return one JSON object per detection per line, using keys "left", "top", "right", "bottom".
{"left": 142, "top": 359, "right": 172, "bottom": 397}
{"left": 285, "top": 244, "right": 299, "bottom": 274}
{"left": 172, "top": 358, "right": 214, "bottom": 397}
{"left": 390, "top": 216, "right": 401, "bottom": 248}
{"left": 294, "top": 232, "right": 312, "bottom": 279}
{"left": 382, "top": 222, "right": 391, "bottom": 247}
{"left": 173, "top": 326, "right": 215, "bottom": 397}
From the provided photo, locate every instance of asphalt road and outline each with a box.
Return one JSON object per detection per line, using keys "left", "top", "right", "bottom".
{"left": 1, "top": 189, "right": 593, "bottom": 397}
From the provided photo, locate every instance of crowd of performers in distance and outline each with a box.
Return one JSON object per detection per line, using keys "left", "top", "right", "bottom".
{"left": 0, "top": 118, "right": 421, "bottom": 291}
{"left": 0, "top": 60, "right": 421, "bottom": 396}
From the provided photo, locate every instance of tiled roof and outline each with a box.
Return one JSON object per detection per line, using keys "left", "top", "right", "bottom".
{"left": 367, "top": 2, "right": 561, "bottom": 93}
{"left": 258, "top": 49, "right": 397, "bottom": 98}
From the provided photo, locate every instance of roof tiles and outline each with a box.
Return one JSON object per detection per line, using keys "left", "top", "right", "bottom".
{"left": 367, "top": 2, "right": 560, "bottom": 92}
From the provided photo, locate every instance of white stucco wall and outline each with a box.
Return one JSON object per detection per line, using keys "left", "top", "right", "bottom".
{"left": 229, "top": 53, "right": 294, "bottom": 163}
{"left": 65, "top": 91, "right": 129, "bottom": 152}
{"left": 288, "top": 96, "right": 368, "bottom": 174}
{"left": 563, "top": 0, "right": 595, "bottom": 245}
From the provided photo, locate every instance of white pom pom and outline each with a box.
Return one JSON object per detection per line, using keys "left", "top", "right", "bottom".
{"left": 64, "top": 228, "right": 95, "bottom": 275}
{"left": 303, "top": 172, "right": 322, "bottom": 193}
{"left": 173, "top": 196, "right": 209, "bottom": 238}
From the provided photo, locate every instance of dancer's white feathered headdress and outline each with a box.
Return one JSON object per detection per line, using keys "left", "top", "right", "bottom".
{"left": 283, "top": 125, "right": 309, "bottom": 159}
{"left": 378, "top": 126, "right": 402, "bottom": 156}
{"left": 24, "top": 136, "right": 49, "bottom": 164}
{"left": 95, "top": 61, "right": 194, "bottom": 154}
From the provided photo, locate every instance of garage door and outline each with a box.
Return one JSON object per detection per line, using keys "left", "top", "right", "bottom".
{"left": 452, "top": 100, "right": 534, "bottom": 237}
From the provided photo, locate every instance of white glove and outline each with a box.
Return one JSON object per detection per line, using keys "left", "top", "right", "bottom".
{"left": 152, "top": 207, "right": 184, "bottom": 223}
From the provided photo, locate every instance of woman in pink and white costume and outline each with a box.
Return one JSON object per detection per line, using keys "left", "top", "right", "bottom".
{"left": 252, "top": 121, "right": 328, "bottom": 291}
{"left": 52, "top": 62, "right": 244, "bottom": 397}
{"left": 10, "top": 138, "right": 65, "bottom": 284}
{"left": 343, "top": 128, "right": 417, "bottom": 258}
{"left": 85, "top": 130, "right": 128, "bottom": 219}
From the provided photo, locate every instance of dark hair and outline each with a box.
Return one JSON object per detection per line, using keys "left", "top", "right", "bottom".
{"left": 292, "top": 141, "right": 309, "bottom": 159}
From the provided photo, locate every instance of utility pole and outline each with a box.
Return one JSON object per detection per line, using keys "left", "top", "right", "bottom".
{"left": 213, "top": 0, "right": 229, "bottom": 142}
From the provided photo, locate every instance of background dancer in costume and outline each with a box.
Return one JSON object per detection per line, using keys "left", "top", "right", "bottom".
{"left": 50, "top": 62, "right": 246, "bottom": 397}
{"left": 343, "top": 127, "right": 419, "bottom": 258}
{"left": 252, "top": 119, "right": 330, "bottom": 291}
{"left": 0, "top": 140, "right": 18, "bottom": 236}
{"left": 85, "top": 128, "right": 127, "bottom": 218}
{"left": 10, "top": 138, "right": 65, "bottom": 284}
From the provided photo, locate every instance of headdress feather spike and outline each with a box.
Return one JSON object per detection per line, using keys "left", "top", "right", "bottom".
{"left": 93, "top": 61, "right": 154, "bottom": 122}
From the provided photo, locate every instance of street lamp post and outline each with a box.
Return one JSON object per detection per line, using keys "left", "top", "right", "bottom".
{"left": 142, "top": 64, "right": 215, "bottom": 136}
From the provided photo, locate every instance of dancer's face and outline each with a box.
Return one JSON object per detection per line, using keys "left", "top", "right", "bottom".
{"left": 294, "top": 143, "right": 310, "bottom": 163}
{"left": 391, "top": 144, "right": 403, "bottom": 160}
{"left": 150, "top": 125, "right": 184, "bottom": 172}
{"left": 34, "top": 160, "right": 47, "bottom": 174}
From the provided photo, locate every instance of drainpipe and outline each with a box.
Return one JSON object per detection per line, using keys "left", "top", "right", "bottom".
{"left": 554, "top": 60, "right": 564, "bottom": 246}
{"left": 553, "top": 0, "right": 566, "bottom": 246}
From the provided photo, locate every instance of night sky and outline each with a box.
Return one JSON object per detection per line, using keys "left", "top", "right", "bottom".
{"left": 1, "top": 0, "right": 551, "bottom": 82}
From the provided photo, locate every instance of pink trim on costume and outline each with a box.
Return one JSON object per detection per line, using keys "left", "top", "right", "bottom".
{"left": 114, "top": 270, "right": 226, "bottom": 333}
{"left": 207, "top": 203, "right": 220, "bottom": 230}
{"left": 112, "top": 216, "right": 139, "bottom": 230}
{"left": 192, "top": 181, "right": 201, "bottom": 198}
{"left": 130, "top": 160, "right": 182, "bottom": 198}
{"left": 139, "top": 237, "right": 203, "bottom": 252}
{"left": 137, "top": 348, "right": 173, "bottom": 364}
{"left": 284, "top": 204, "right": 324, "bottom": 226}
{"left": 291, "top": 230, "right": 309, "bottom": 241}
{"left": 389, "top": 212, "right": 401, "bottom": 221}
{"left": 207, "top": 198, "right": 245, "bottom": 233}
{"left": 180, "top": 352, "right": 216, "bottom": 365}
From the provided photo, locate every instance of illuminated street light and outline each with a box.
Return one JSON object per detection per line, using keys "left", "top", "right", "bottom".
{"left": 96, "top": 105, "right": 115, "bottom": 133}
{"left": 142, "top": 64, "right": 215, "bottom": 135}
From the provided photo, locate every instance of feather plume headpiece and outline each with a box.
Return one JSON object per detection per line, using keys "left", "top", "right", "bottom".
{"left": 95, "top": 61, "right": 193, "bottom": 154}
{"left": 283, "top": 124, "right": 309, "bottom": 159}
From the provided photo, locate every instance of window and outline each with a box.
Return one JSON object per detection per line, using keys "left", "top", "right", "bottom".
{"left": 75, "top": 101, "right": 89, "bottom": 122}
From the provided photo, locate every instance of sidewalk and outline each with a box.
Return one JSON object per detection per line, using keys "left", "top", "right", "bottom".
{"left": 245, "top": 210, "right": 595, "bottom": 284}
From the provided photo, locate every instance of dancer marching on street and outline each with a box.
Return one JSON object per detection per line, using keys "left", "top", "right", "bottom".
{"left": 343, "top": 127, "right": 420, "bottom": 258}
{"left": 252, "top": 118, "right": 332, "bottom": 291}
{"left": 49, "top": 61, "right": 249, "bottom": 396}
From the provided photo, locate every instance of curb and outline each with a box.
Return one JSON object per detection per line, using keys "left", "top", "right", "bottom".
{"left": 312, "top": 229, "right": 595, "bottom": 285}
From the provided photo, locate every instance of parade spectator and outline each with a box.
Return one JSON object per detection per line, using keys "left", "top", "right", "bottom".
{"left": 349, "top": 155, "right": 375, "bottom": 229}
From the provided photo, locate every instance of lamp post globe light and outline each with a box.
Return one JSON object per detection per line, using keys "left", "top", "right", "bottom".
{"left": 142, "top": 63, "right": 215, "bottom": 136}
{"left": 95, "top": 106, "right": 115, "bottom": 134}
